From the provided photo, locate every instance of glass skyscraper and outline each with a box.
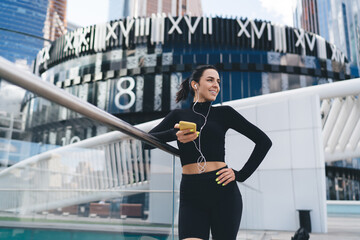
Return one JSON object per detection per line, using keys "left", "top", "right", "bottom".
{"left": 293, "top": 0, "right": 320, "bottom": 34}
{"left": 294, "top": 0, "right": 360, "bottom": 74}
{"left": 0, "top": 0, "right": 66, "bottom": 69}
{"left": 0, "top": 0, "right": 48, "bottom": 68}
{"left": 108, "top": 0, "right": 131, "bottom": 20}
{"left": 108, "top": 0, "right": 202, "bottom": 20}
{"left": 294, "top": 0, "right": 360, "bottom": 201}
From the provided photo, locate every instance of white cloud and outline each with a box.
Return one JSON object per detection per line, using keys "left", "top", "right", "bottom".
{"left": 259, "top": 0, "right": 294, "bottom": 26}
{"left": 0, "top": 82, "right": 25, "bottom": 114}
{"left": 67, "top": 0, "right": 109, "bottom": 26}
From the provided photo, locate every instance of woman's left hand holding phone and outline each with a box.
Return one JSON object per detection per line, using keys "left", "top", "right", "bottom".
{"left": 174, "top": 123, "right": 198, "bottom": 143}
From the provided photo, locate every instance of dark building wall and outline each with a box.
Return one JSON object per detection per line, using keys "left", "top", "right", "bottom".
{"left": 26, "top": 15, "right": 358, "bottom": 146}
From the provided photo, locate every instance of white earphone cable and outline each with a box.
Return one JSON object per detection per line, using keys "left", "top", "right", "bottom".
{"left": 192, "top": 84, "right": 212, "bottom": 173}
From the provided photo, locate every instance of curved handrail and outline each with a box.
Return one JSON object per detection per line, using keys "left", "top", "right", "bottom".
{"left": 0, "top": 56, "right": 179, "bottom": 156}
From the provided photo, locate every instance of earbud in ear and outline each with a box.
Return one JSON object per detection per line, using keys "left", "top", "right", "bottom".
{"left": 194, "top": 84, "right": 197, "bottom": 89}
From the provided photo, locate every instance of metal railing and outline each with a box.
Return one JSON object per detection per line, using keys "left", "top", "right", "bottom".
{"left": 0, "top": 131, "right": 153, "bottom": 214}
{"left": 225, "top": 77, "right": 360, "bottom": 162}
{"left": 0, "top": 56, "right": 179, "bottom": 157}
{"left": 0, "top": 57, "right": 179, "bottom": 235}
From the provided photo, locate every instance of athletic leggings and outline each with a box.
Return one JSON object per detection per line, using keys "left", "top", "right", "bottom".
{"left": 178, "top": 166, "right": 243, "bottom": 240}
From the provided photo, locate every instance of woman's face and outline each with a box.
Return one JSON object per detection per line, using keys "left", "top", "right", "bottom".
{"left": 194, "top": 69, "right": 220, "bottom": 102}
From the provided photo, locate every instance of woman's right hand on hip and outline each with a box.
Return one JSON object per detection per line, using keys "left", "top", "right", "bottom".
{"left": 174, "top": 123, "right": 198, "bottom": 143}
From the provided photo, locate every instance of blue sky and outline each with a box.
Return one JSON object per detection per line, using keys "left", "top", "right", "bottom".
{"left": 67, "top": 0, "right": 294, "bottom": 27}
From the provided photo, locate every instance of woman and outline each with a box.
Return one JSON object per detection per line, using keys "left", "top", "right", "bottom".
{"left": 146, "top": 65, "right": 272, "bottom": 240}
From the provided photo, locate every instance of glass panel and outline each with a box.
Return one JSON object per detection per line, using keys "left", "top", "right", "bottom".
{"left": 0, "top": 69, "right": 261, "bottom": 239}
{"left": 267, "top": 73, "right": 282, "bottom": 93}
{"left": 288, "top": 73, "right": 301, "bottom": 90}
{"left": 0, "top": 80, "right": 179, "bottom": 239}
{"left": 221, "top": 71, "right": 231, "bottom": 102}
{"left": 249, "top": 72, "right": 262, "bottom": 97}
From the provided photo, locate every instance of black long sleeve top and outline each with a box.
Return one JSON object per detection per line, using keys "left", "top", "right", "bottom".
{"left": 146, "top": 101, "right": 272, "bottom": 182}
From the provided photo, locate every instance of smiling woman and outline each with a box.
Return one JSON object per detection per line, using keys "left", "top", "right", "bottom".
{"left": 145, "top": 65, "right": 272, "bottom": 239}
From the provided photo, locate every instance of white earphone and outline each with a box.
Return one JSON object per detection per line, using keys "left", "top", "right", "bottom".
{"left": 191, "top": 81, "right": 212, "bottom": 173}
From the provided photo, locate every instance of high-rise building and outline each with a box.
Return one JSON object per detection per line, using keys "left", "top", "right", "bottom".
{"left": 294, "top": 0, "right": 360, "bottom": 73}
{"left": 294, "top": 0, "right": 360, "bottom": 202}
{"left": 293, "top": 0, "right": 320, "bottom": 34}
{"left": 43, "top": 0, "right": 67, "bottom": 46}
{"left": 108, "top": 0, "right": 131, "bottom": 20}
{"left": 108, "top": 0, "right": 202, "bottom": 20}
{"left": 0, "top": 0, "right": 67, "bottom": 69}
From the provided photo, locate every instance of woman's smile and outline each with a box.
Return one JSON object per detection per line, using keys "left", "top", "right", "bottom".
{"left": 209, "top": 90, "right": 218, "bottom": 96}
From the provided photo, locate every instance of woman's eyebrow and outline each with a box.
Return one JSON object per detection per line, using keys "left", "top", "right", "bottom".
{"left": 206, "top": 76, "right": 221, "bottom": 81}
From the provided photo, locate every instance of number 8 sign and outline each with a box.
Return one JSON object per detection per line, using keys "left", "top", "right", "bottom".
{"left": 114, "top": 77, "right": 136, "bottom": 110}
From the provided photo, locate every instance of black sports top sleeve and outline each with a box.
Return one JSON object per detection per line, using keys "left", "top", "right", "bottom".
{"left": 144, "top": 103, "right": 272, "bottom": 182}
{"left": 224, "top": 106, "right": 272, "bottom": 182}
{"left": 143, "top": 110, "right": 178, "bottom": 149}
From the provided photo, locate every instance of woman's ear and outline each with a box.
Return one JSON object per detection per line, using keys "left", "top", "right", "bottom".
{"left": 191, "top": 81, "right": 197, "bottom": 91}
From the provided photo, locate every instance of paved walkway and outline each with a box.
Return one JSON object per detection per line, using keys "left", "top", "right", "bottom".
{"left": 1, "top": 214, "right": 359, "bottom": 239}
{"left": 236, "top": 215, "right": 360, "bottom": 240}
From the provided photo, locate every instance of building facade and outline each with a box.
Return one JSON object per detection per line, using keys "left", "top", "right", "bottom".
{"left": 108, "top": 0, "right": 202, "bottom": 20}
{"left": 0, "top": 0, "right": 67, "bottom": 167}
{"left": 293, "top": 0, "right": 320, "bottom": 34}
{"left": 43, "top": 0, "right": 67, "bottom": 45}
{"left": 0, "top": 0, "right": 67, "bottom": 69}
{"left": 326, "top": 159, "right": 360, "bottom": 201}
{"left": 294, "top": 0, "right": 360, "bottom": 201}
{"left": 26, "top": 15, "right": 358, "bottom": 150}
{"left": 294, "top": 0, "right": 360, "bottom": 72}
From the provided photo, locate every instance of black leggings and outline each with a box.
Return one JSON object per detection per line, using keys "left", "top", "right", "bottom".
{"left": 178, "top": 166, "right": 242, "bottom": 240}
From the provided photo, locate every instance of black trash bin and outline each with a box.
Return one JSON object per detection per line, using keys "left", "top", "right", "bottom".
{"left": 298, "top": 209, "right": 312, "bottom": 233}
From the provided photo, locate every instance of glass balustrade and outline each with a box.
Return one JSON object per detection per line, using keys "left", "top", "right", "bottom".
{"left": 0, "top": 80, "right": 181, "bottom": 239}
{"left": 0, "top": 74, "right": 262, "bottom": 239}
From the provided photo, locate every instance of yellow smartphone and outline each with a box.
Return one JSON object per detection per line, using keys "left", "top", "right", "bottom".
{"left": 179, "top": 121, "right": 199, "bottom": 136}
